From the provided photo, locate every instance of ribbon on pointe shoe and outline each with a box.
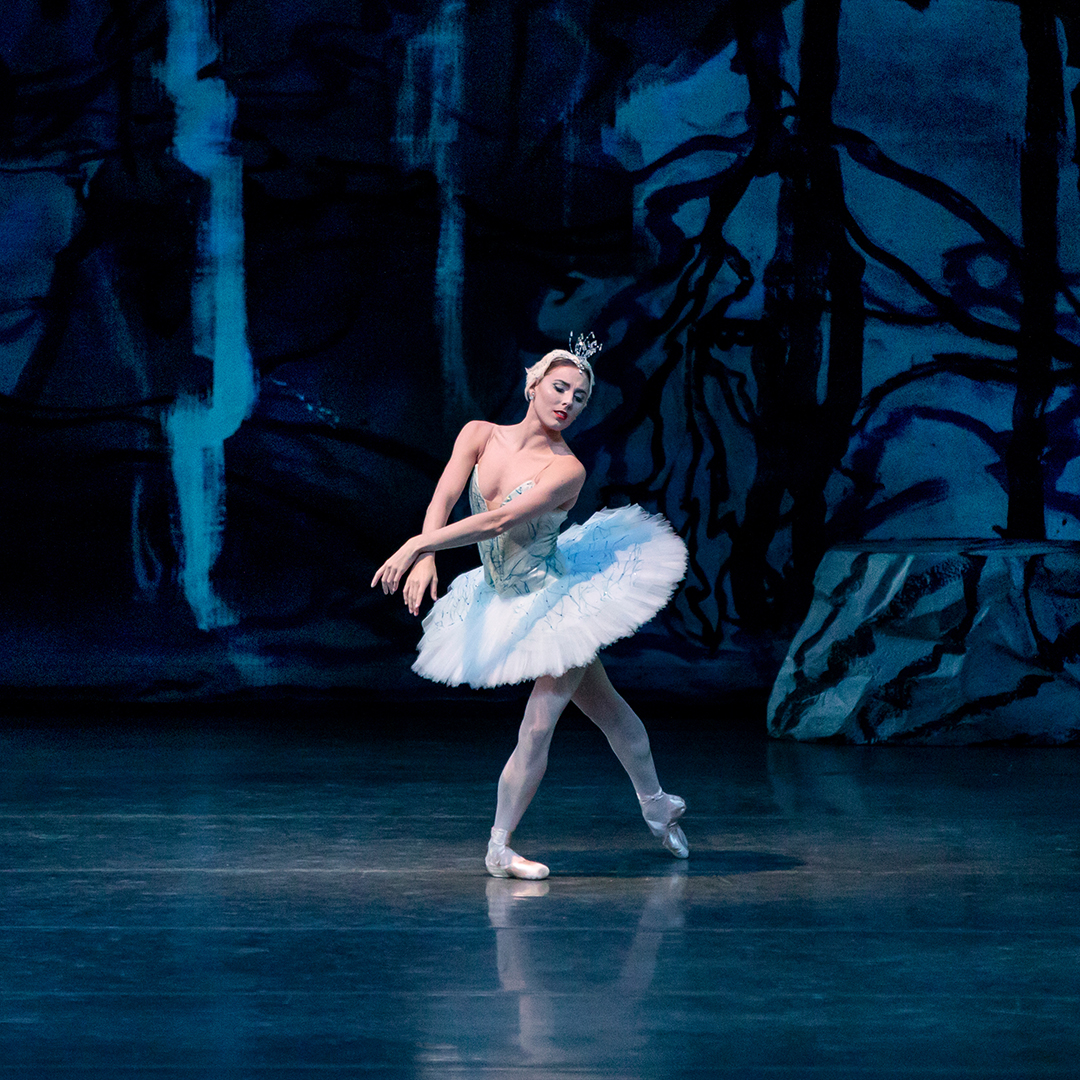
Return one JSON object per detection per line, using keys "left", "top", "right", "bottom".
{"left": 639, "top": 791, "right": 690, "bottom": 859}
{"left": 485, "top": 828, "right": 550, "bottom": 879}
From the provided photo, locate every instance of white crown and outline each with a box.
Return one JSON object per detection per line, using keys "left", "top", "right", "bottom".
{"left": 569, "top": 331, "right": 602, "bottom": 369}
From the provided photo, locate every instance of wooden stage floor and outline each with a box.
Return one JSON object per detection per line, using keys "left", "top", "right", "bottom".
{"left": 1, "top": 703, "right": 1078, "bottom": 1077}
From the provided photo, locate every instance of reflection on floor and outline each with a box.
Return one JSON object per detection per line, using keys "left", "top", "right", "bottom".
{"left": 1, "top": 704, "right": 1078, "bottom": 1077}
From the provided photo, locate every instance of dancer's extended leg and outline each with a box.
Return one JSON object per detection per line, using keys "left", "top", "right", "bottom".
{"left": 572, "top": 659, "right": 689, "bottom": 858}
{"left": 571, "top": 659, "right": 658, "bottom": 794}
{"left": 487, "top": 666, "right": 586, "bottom": 879}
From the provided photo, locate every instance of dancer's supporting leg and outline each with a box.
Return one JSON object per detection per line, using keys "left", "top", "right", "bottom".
{"left": 487, "top": 666, "right": 586, "bottom": 880}
{"left": 571, "top": 658, "right": 688, "bottom": 858}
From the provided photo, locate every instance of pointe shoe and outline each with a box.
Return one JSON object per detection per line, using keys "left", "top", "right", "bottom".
{"left": 639, "top": 791, "right": 689, "bottom": 859}
{"left": 486, "top": 828, "right": 550, "bottom": 880}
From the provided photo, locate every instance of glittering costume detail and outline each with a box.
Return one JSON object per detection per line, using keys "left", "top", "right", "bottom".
{"left": 412, "top": 467, "right": 688, "bottom": 688}
{"left": 568, "top": 331, "right": 602, "bottom": 372}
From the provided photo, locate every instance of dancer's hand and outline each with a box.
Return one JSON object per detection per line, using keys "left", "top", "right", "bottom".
{"left": 371, "top": 538, "right": 421, "bottom": 596}
{"left": 402, "top": 557, "right": 438, "bottom": 616}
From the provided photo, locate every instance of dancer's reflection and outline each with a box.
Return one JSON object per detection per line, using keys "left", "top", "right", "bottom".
{"left": 484, "top": 872, "right": 687, "bottom": 1062}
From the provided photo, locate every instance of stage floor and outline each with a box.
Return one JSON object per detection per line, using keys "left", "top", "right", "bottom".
{"left": 1, "top": 704, "right": 1078, "bottom": 1077}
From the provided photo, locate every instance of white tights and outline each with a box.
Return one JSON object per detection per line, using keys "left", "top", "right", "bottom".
{"left": 492, "top": 658, "right": 662, "bottom": 835}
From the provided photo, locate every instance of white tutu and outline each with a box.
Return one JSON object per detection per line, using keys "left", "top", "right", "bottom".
{"left": 413, "top": 503, "right": 688, "bottom": 688}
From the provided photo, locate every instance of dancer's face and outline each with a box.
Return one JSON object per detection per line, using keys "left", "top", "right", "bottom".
{"left": 530, "top": 363, "right": 590, "bottom": 431}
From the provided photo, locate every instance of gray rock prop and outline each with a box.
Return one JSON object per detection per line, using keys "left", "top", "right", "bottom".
{"left": 767, "top": 540, "right": 1080, "bottom": 744}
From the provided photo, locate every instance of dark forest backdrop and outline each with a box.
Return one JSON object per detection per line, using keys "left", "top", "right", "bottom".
{"left": 0, "top": 0, "right": 1078, "bottom": 702}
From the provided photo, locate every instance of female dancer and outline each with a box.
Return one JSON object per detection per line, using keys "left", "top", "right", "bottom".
{"left": 372, "top": 338, "right": 689, "bottom": 880}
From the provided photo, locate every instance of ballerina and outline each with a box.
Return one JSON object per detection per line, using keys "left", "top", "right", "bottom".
{"left": 372, "top": 336, "right": 689, "bottom": 879}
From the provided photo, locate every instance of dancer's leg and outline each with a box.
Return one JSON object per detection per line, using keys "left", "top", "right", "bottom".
{"left": 487, "top": 666, "right": 586, "bottom": 879}
{"left": 494, "top": 666, "right": 586, "bottom": 833}
{"left": 572, "top": 658, "right": 688, "bottom": 858}
{"left": 571, "top": 659, "right": 659, "bottom": 796}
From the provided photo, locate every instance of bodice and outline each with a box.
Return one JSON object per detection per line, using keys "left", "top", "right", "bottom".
{"left": 470, "top": 466, "right": 567, "bottom": 596}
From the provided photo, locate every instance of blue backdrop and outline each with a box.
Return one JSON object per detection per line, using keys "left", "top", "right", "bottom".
{"left": 0, "top": 0, "right": 1077, "bottom": 702}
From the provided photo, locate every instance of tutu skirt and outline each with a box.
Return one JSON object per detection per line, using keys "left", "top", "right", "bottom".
{"left": 412, "top": 505, "right": 687, "bottom": 688}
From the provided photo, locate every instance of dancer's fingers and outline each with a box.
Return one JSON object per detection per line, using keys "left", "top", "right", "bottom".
{"left": 371, "top": 565, "right": 396, "bottom": 593}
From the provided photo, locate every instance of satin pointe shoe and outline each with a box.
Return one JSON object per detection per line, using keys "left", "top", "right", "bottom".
{"left": 486, "top": 828, "right": 550, "bottom": 880}
{"left": 639, "top": 791, "right": 689, "bottom": 859}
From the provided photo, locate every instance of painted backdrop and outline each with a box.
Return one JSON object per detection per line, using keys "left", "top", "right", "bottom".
{"left": 0, "top": 0, "right": 1078, "bottom": 701}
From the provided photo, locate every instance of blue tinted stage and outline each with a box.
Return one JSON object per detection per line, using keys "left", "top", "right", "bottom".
{"left": 2, "top": 704, "right": 1077, "bottom": 1077}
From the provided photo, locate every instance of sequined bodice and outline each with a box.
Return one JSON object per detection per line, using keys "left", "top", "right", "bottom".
{"left": 470, "top": 466, "right": 567, "bottom": 596}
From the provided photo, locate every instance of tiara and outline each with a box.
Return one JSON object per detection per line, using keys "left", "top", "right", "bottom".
{"left": 569, "top": 331, "right": 602, "bottom": 371}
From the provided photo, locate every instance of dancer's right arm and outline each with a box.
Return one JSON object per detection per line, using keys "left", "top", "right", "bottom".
{"left": 401, "top": 421, "right": 491, "bottom": 615}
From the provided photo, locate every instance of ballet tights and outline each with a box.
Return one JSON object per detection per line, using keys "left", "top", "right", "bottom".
{"left": 493, "top": 666, "right": 584, "bottom": 834}
{"left": 492, "top": 659, "right": 662, "bottom": 835}
{"left": 571, "top": 659, "right": 661, "bottom": 798}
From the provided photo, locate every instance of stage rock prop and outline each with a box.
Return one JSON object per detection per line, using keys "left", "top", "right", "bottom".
{"left": 767, "top": 541, "right": 1080, "bottom": 745}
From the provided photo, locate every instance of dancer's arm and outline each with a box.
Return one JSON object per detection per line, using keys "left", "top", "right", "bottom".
{"left": 399, "top": 421, "right": 492, "bottom": 614}
{"left": 372, "top": 456, "right": 585, "bottom": 598}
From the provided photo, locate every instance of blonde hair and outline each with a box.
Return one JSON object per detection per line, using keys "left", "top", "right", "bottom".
{"left": 523, "top": 349, "right": 594, "bottom": 405}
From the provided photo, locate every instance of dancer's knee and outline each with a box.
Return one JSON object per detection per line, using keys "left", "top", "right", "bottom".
{"left": 579, "top": 684, "right": 652, "bottom": 762}
{"left": 504, "top": 722, "right": 548, "bottom": 764}
{"left": 517, "top": 715, "right": 556, "bottom": 759}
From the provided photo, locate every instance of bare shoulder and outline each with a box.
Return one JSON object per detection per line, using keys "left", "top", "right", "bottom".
{"left": 548, "top": 451, "right": 586, "bottom": 489}
{"left": 453, "top": 420, "right": 496, "bottom": 455}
